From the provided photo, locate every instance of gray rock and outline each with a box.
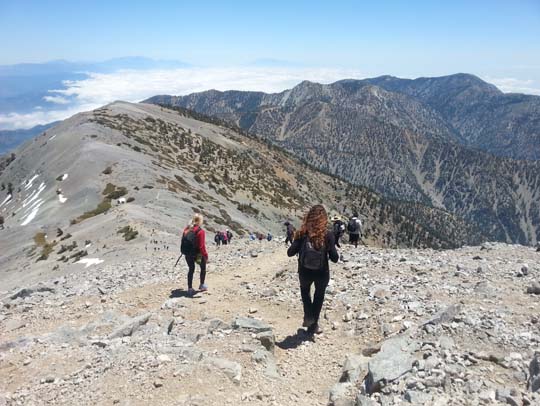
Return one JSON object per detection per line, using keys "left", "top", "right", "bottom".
{"left": 207, "top": 318, "right": 230, "bottom": 333}
{"left": 404, "top": 390, "right": 433, "bottom": 404}
{"left": 340, "top": 354, "right": 369, "bottom": 384}
{"left": 206, "top": 357, "right": 242, "bottom": 384}
{"left": 232, "top": 316, "right": 272, "bottom": 333}
{"left": 10, "top": 286, "right": 55, "bottom": 300}
{"left": 438, "top": 335, "right": 455, "bottom": 350}
{"left": 264, "top": 357, "right": 280, "bottom": 379}
{"left": 526, "top": 282, "right": 540, "bottom": 295}
{"left": 256, "top": 330, "right": 275, "bottom": 353}
{"left": 161, "top": 298, "right": 185, "bottom": 310}
{"left": 496, "top": 388, "right": 513, "bottom": 402}
{"left": 423, "top": 304, "right": 461, "bottom": 326}
{"left": 528, "top": 352, "right": 540, "bottom": 392}
{"left": 364, "top": 335, "right": 417, "bottom": 394}
{"left": 329, "top": 382, "right": 352, "bottom": 406}
{"left": 108, "top": 313, "right": 152, "bottom": 339}
{"left": 355, "top": 394, "right": 378, "bottom": 406}
{"left": 252, "top": 349, "right": 267, "bottom": 363}
{"left": 4, "top": 319, "right": 26, "bottom": 332}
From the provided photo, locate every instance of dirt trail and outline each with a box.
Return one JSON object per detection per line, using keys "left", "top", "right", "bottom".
{"left": 110, "top": 243, "right": 362, "bottom": 405}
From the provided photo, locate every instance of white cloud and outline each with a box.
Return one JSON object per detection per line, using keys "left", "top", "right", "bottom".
{"left": 0, "top": 66, "right": 364, "bottom": 129}
{"left": 0, "top": 103, "right": 101, "bottom": 129}
{"left": 486, "top": 77, "right": 540, "bottom": 95}
{"left": 43, "top": 95, "right": 71, "bottom": 104}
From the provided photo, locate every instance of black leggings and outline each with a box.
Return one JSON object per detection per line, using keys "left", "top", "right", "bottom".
{"left": 185, "top": 256, "right": 207, "bottom": 289}
{"left": 299, "top": 271, "right": 330, "bottom": 325}
{"left": 285, "top": 233, "right": 293, "bottom": 245}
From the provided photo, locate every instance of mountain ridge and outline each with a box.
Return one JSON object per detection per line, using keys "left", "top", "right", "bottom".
{"left": 146, "top": 74, "right": 540, "bottom": 244}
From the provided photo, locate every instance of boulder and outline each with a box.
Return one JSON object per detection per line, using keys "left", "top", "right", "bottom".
{"left": 256, "top": 330, "right": 275, "bottom": 353}
{"left": 10, "top": 286, "right": 55, "bottom": 300}
{"left": 404, "top": 390, "right": 433, "bottom": 404}
{"left": 528, "top": 352, "right": 540, "bottom": 392}
{"left": 423, "top": 304, "right": 461, "bottom": 326}
{"left": 364, "top": 335, "right": 417, "bottom": 394}
{"left": 355, "top": 394, "right": 377, "bottom": 406}
{"left": 329, "top": 382, "right": 353, "bottom": 406}
{"left": 526, "top": 282, "right": 540, "bottom": 295}
{"left": 232, "top": 316, "right": 272, "bottom": 333}
{"left": 206, "top": 357, "right": 242, "bottom": 384}
{"left": 207, "top": 318, "right": 230, "bottom": 333}
{"left": 340, "top": 354, "right": 369, "bottom": 384}
{"left": 108, "top": 313, "right": 152, "bottom": 339}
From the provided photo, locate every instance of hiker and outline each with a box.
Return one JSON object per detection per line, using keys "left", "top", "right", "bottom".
{"left": 249, "top": 232, "right": 256, "bottom": 241}
{"left": 287, "top": 205, "right": 338, "bottom": 335}
{"left": 284, "top": 221, "right": 295, "bottom": 246}
{"left": 222, "top": 230, "right": 229, "bottom": 245}
{"left": 347, "top": 212, "right": 363, "bottom": 248}
{"left": 332, "top": 215, "right": 345, "bottom": 248}
{"left": 181, "top": 213, "right": 209, "bottom": 296}
{"left": 214, "top": 232, "right": 221, "bottom": 246}
{"left": 267, "top": 232, "right": 273, "bottom": 241}
{"left": 258, "top": 232, "right": 264, "bottom": 242}
{"left": 226, "top": 229, "right": 233, "bottom": 243}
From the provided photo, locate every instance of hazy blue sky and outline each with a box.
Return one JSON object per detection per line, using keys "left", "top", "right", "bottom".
{"left": 1, "top": 0, "right": 539, "bottom": 76}
{"left": 1, "top": 0, "right": 540, "bottom": 129}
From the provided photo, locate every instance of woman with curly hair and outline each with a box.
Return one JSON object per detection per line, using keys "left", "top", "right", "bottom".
{"left": 287, "top": 205, "right": 339, "bottom": 335}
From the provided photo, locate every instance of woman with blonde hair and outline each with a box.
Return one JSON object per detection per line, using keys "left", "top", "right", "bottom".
{"left": 287, "top": 205, "right": 338, "bottom": 335}
{"left": 180, "top": 213, "right": 209, "bottom": 296}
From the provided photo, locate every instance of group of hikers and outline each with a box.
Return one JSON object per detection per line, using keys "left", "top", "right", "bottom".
{"left": 214, "top": 229, "right": 233, "bottom": 246}
{"left": 180, "top": 206, "right": 363, "bottom": 335}
{"left": 285, "top": 213, "right": 363, "bottom": 248}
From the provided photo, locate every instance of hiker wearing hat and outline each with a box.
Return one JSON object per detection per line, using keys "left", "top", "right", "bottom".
{"left": 332, "top": 215, "right": 345, "bottom": 248}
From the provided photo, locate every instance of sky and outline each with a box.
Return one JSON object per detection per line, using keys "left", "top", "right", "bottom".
{"left": 0, "top": 0, "right": 539, "bottom": 129}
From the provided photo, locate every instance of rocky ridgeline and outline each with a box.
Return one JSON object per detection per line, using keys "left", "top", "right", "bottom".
{"left": 1, "top": 240, "right": 540, "bottom": 405}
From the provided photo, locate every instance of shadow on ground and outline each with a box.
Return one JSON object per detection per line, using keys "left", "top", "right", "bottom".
{"left": 276, "top": 328, "right": 314, "bottom": 349}
{"left": 169, "top": 289, "right": 199, "bottom": 298}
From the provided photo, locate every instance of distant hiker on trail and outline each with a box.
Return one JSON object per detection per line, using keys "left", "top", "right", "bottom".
{"left": 222, "top": 230, "right": 229, "bottom": 245}
{"left": 214, "top": 232, "right": 221, "bottom": 247}
{"left": 347, "top": 212, "right": 362, "bottom": 248}
{"left": 267, "top": 232, "right": 273, "bottom": 242}
{"left": 332, "top": 215, "right": 345, "bottom": 248}
{"left": 287, "top": 205, "right": 339, "bottom": 335}
{"left": 258, "top": 232, "right": 264, "bottom": 242}
{"left": 226, "top": 229, "right": 233, "bottom": 243}
{"left": 181, "top": 214, "right": 209, "bottom": 296}
{"left": 249, "top": 232, "right": 256, "bottom": 241}
{"left": 284, "top": 221, "right": 295, "bottom": 245}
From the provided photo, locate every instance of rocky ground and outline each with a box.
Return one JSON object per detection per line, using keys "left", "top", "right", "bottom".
{"left": 1, "top": 238, "right": 540, "bottom": 406}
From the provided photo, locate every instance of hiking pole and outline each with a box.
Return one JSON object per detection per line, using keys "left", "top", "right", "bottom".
{"left": 174, "top": 254, "right": 183, "bottom": 268}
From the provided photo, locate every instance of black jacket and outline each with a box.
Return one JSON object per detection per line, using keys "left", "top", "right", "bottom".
{"left": 287, "top": 231, "right": 339, "bottom": 273}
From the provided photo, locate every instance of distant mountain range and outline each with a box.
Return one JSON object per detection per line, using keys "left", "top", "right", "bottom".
{"left": 0, "top": 102, "right": 479, "bottom": 286}
{"left": 146, "top": 73, "right": 540, "bottom": 244}
{"left": 0, "top": 122, "right": 58, "bottom": 155}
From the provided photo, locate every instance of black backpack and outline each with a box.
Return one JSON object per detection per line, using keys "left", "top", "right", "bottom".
{"left": 333, "top": 221, "right": 342, "bottom": 235}
{"left": 181, "top": 227, "right": 201, "bottom": 256}
{"left": 348, "top": 219, "right": 359, "bottom": 233}
{"left": 299, "top": 236, "right": 326, "bottom": 271}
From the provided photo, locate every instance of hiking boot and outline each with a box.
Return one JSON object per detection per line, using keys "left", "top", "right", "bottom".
{"left": 307, "top": 323, "right": 323, "bottom": 335}
{"left": 302, "top": 317, "right": 315, "bottom": 328}
{"left": 198, "top": 284, "right": 208, "bottom": 292}
{"left": 187, "top": 288, "right": 196, "bottom": 296}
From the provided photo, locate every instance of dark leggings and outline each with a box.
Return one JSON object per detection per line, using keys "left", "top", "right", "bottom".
{"left": 185, "top": 256, "right": 207, "bottom": 289}
{"left": 299, "top": 271, "right": 330, "bottom": 324}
